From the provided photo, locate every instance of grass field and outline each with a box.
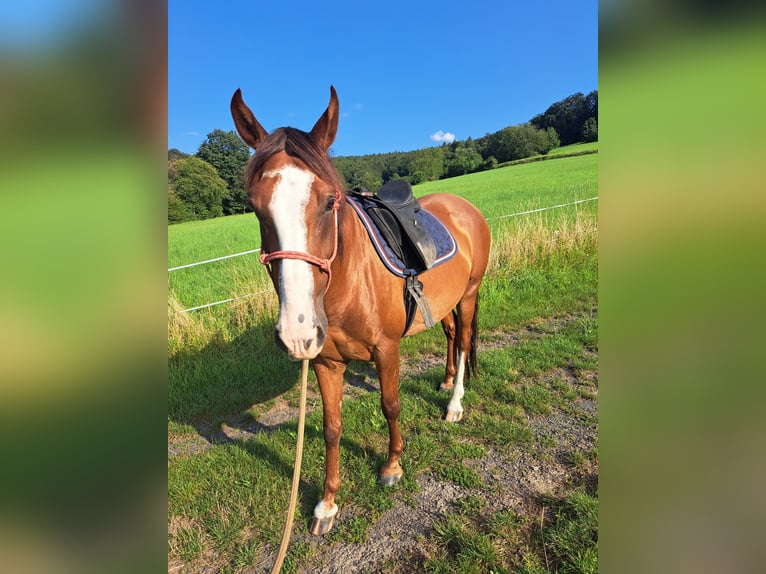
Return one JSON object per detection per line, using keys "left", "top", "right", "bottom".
{"left": 546, "top": 141, "right": 598, "bottom": 156}
{"left": 168, "top": 143, "right": 597, "bottom": 310}
{"left": 168, "top": 143, "right": 598, "bottom": 573}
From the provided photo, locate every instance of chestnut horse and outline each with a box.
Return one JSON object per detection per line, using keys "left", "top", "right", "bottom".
{"left": 231, "top": 86, "right": 491, "bottom": 535}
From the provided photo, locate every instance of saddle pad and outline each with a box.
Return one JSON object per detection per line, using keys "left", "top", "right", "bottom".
{"left": 347, "top": 195, "right": 457, "bottom": 278}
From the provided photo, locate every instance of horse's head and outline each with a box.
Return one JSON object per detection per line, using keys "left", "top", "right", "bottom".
{"left": 231, "top": 87, "right": 343, "bottom": 360}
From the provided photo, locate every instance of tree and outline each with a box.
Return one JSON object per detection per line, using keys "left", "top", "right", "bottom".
{"left": 545, "top": 127, "right": 560, "bottom": 151}
{"left": 530, "top": 91, "right": 598, "bottom": 146}
{"left": 381, "top": 152, "right": 407, "bottom": 183}
{"left": 167, "top": 187, "right": 191, "bottom": 223}
{"left": 444, "top": 141, "right": 483, "bottom": 177}
{"left": 196, "top": 129, "right": 251, "bottom": 215}
{"left": 481, "top": 124, "right": 552, "bottom": 163}
{"left": 585, "top": 90, "right": 598, "bottom": 121}
{"left": 168, "top": 148, "right": 189, "bottom": 162}
{"left": 407, "top": 147, "right": 445, "bottom": 182}
{"left": 169, "top": 156, "right": 228, "bottom": 220}
{"left": 581, "top": 117, "right": 598, "bottom": 142}
{"left": 355, "top": 171, "right": 383, "bottom": 193}
{"left": 480, "top": 156, "right": 498, "bottom": 171}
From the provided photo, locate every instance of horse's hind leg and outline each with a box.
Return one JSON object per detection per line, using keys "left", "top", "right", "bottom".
{"left": 445, "top": 349, "right": 467, "bottom": 422}
{"left": 373, "top": 341, "right": 404, "bottom": 486}
{"left": 440, "top": 310, "right": 458, "bottom": 391}
{"left": 445, "top": 289, "right": 479, "bottom": 423}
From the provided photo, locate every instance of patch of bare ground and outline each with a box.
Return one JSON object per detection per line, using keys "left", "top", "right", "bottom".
{"left": 300, "top": 372, "right": 597, "bottom": 574}
{"left": 168, "top": 311, "right": 597, "bottom": 573}
{"left": 400, "top": 311, "right": 584, "bottom": 382}
{"left": 305, "top": 472, "right": 471, "bottom": 573}
{"left": 168, "top": 434, "right": 212, "bottom": 459}
{"left": 168, "top": 363, "right": 381, "bottom": 459}
{"left": 167, "top": 312, "right": 591, "bottom": 459}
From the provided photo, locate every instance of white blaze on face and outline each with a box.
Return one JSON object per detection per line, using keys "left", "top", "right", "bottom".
{"left": 264, "top": 165, "right": 321, "bottom": 359}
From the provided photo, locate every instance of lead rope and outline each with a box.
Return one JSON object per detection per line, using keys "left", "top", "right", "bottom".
{"left": 270, "top": 359, "right": 309, "bottom": 574}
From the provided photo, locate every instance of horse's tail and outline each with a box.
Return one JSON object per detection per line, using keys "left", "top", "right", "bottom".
{"left": 467, "top": 293, "right": 480, "bottom": 381}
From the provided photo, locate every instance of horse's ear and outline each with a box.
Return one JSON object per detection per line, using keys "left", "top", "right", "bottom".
{"left": 310, "top": 86, "right": 339, "bottom": 151}
{"left": 230, "top": 88, "right": 269, "bottom": 149}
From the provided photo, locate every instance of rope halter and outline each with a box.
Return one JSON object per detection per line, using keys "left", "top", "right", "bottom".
{"left": 259, "top": 190, "right": 342, "bottom": 291}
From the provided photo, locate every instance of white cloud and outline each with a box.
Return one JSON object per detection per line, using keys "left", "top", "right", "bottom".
{"left": 430, "top": 130, "right": 456, "bottom": 143}
{"left": 183, "top": 131, "right": 200, "bottom": 137}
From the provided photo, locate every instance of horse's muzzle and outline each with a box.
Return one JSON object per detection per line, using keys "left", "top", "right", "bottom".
{"left": 274, "top": 322, "right": 326, "bottom": 360}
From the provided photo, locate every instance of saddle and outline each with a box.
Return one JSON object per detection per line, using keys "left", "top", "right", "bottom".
{"left": 348, "top": 181, "right": 446, "bottom": 335}
{"left": 349, "top": 180, "right": 437, "bottom": 271}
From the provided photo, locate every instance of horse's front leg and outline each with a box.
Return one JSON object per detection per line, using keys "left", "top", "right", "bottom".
{"left": 373, "top": 341, "right": 404, "bottom": 486}
{"left": 309, "top": 358, "right": 346, "bottom": 536}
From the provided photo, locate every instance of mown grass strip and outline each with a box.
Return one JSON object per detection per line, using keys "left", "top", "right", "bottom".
{"left": 498, "top": 147, "right": 598, "bottom": 168}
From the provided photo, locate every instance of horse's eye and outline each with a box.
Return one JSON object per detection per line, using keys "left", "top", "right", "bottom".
{"left": 325, "top": 196, "right": 336, "bottom": 212}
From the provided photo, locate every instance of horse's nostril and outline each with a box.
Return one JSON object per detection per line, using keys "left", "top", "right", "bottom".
{"left": 316, "top": 324, "right": 326, "bottom": 347}
{"left": 304, "top": 338, "right": 313, "bottom": 350}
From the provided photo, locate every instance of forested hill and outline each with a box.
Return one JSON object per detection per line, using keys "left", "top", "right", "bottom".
{"left": 332, "top": 90, "right": 597, "bottom": 191}
{"left": 168, "top": 90, "right": 596, "bottom": 223}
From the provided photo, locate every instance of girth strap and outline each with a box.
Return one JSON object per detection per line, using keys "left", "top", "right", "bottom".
{"left": 404, "top": 273, "right": 435, "bottom": 335}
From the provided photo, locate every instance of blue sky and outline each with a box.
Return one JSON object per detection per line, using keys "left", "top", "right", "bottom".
{"left": 169, "top": 0, "right": 597, "bottom": 157}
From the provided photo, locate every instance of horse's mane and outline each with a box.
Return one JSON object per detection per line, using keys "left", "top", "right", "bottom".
{"left": 245, "top": 127, "right": 344, "bottom": 192}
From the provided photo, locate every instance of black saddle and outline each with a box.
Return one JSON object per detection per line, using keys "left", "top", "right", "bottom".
{"left": 349, "top": 180, "right": 437, "bottom": 271}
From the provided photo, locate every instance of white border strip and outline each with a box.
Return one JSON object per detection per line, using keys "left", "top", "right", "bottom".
{"left": 484, "top": 197, "right": 598, "bottom": 221}
{"left": 168, "top": 198, "right": 598, "bottom": 273}
{"left": 180, "top": 290, "right": 273, "bottom": 313}
{"left": 168, "top": 248, "right": 261, "bottom": 272}
{"left": 172, "top": 196, "right": 598, "bottom": 312}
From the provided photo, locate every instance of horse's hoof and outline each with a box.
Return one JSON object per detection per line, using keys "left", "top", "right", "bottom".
{"left": 379, "top": 472, "right": 403, "bottom": 487}
{"left": 439, "top": 381, "right": 454, "bottom": 392}
{"left": 309, "top": 514, "right": 335, "bottom": 536}
{"left": 445, "top": 409, "right": 463, "bottom": 423}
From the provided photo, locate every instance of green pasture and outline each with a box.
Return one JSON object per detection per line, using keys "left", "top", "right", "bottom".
{"left": 168, "top": 213, "right": 261, "bottom": 268}
{"left": 168, "top": 143, "right": 597, "bottom": 310}
{"left": 417, "top": 152, "right": 596, "bottom": 220}
{"left": 546, "top": 141, "right": 598, "bottom": 156}
{"left": 168, "top": 144, "right": 598, "bottom": 572}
